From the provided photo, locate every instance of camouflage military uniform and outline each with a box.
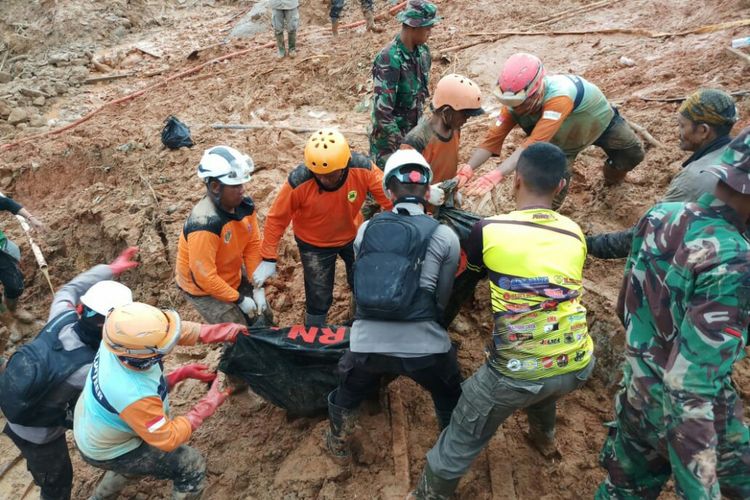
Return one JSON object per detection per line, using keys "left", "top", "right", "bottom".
{"left": 369, "top": 0, "right": 438, "bottom": 169}
{"left": 596, "top": 132, "right": 750, "bottom": 498}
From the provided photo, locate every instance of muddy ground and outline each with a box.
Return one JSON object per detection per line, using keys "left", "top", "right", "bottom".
{"left": 0, "top": 0, "right": 749, "bottom": 498}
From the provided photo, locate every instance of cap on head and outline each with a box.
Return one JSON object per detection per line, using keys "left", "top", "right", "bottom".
{"left": 496, "top": 53, "right": 545, "bottom": 108}
{"left": 679, "top": 89, "right": 738, "bottom": 128}
{"left": 103, "top": 302, "right": 181, "bottom": 360}
{"left": 80, "top": 281, "right": 133, "bottom": 316}
{"left": 397, "top": 0, "right": 441, "bottom": 27}
{"left": 197, "top": 145, "right": 254, "bottom": 186}
{"left": 382, "top": 149, "right": 433, "bottom": 192}
{"left": 432, "top": 74, "right": 484, "bottom": 116}
{"left": 704, "top": 127, "right": 750, "bottom": 194}
{"left": 304, "top": 129, "right": 351, "bottom": 175}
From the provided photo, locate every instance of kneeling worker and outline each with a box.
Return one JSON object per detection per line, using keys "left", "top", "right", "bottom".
{"left": 74, "top": 302, "right": 248, "bottom": 500}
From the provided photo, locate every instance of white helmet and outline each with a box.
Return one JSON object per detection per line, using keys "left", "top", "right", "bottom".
{"left": 80, "top": 281, "right": 134, "bottom": 316}
{"left": 382, "top": 149, "right": 433, "bottom": 192}
{"left": 197, "top": 145, "right": 254, "bottom": 186}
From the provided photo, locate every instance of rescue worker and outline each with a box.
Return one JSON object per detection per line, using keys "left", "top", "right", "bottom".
{"left": 176, "top": 145, "right": 267, "bottom": 326}
{"left": 253, "top": 129, "right": 392, "bottom": 326}
{"left": 325, "top": 149, "right": 462, "bottom": 463}
{"left": 401, "top": 73, "right": 484, "bottom": 205}
{"left": 271, "top": 0, "right": 299, "bottom": 58}
{"left": 369, "top": 0, "right": 440, "bottom": 169}
{"left": 587, "top": 88, "right": 739, "bottom": 259}
{"left": 596, "top": 128, "right": 750, "bottom": 500}
{"left": 413, "top": 142, "right": 595, "bottom": 499}
{"left": 464, "top": 53, "right": 645, "bottom": 208}
{"left": 0, "top": 248, "right": 138, "bottom": 500}
{"left": 0, "top": 194, "right": 45, "bottom": 341}
{"left": 74, "top": 302, "right": 247, "bottom": 500}
{"left": 330, "top": 0, "right": 382, "bottom": 35}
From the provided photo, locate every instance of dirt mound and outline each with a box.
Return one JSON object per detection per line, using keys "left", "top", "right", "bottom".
{"left": 0, "top": 0, "right": 749, "bottom": 498}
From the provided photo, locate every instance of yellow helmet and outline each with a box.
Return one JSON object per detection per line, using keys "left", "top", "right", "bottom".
{"left": 304, "top": 129, "right": 351, "bottom": 175}
{"left": 103, "top": 302, "right": 181, "bottom": 359}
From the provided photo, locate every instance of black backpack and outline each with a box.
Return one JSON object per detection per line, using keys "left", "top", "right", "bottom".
{"left": 0, "top": 310, "right": 94, "bottom": 427}
{"left": 353, "top": 211, "right": 440, "bottom": 322}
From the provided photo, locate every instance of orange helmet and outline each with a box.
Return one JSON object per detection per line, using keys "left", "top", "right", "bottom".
{"left": 432, "top": 74, "right": 484, "bottom": 116}
{"left": 304, "top": 129, "right": 351, "bottom": 175}
{"left": 103, "top": 302, "right": 181, "bottom": 360}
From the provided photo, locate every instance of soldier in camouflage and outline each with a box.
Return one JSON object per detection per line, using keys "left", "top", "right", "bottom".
{"left": 369, "top": 0, "right": 439, "bottom": 170}
{"left": 587, "top": 89, "right": 738, "bottom": 259}
{"left": 596, "top": 127, "right": 750, "bottom": 499}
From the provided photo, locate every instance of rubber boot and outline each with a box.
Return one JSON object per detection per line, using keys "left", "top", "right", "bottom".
{"left": 525, "top": 425, "right": 561, "bottom": 459}
{"left": 326, "top": 389, "right": 357, "bottom": 464}
{"left": 602, "top": 159, "right": 627, "bottom": 185}
{"left": 434, "top": 407, "right": 453, "bottom": 430}
{"left": 5, "top": 298, "right": 34, "bottom": 324}
{"left": 305, "top": 312, "right": 327, "bottom": 327}
{"left": 287, "top": 30, "right": 297, "bottom": 58}
{"left": 363, "top": 9, "right": 383, "bottom": 33}
{"left": 411, "top": 462, "right": 460, "bottom": 500}
{"left": 331, "top": 19, "right": 339, "bottom": 37}
{"left": 90, "top": 471, "right": 133, "bottom": 500}
{"left": 274, "top": 32, "right": 286, "bottom": 58}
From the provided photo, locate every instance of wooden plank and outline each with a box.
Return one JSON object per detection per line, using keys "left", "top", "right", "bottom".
{"left": 388, "top": 383, "right": 410, "bottom": 496}
{"left": 487, "top": 430, "right": 517, "bottom": 500}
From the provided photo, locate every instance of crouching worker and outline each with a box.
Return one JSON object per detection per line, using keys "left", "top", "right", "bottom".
{"left": 0, "top": 248, "right": 138, "bottom": 500}
{"left": 73, "top": 302, "right": 247, "bottom": 500}
{"left": 325, "top": 149, "right": 462, "bottom": 463}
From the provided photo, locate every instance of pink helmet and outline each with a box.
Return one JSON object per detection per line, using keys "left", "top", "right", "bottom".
{"left": 496, "top": 53, "right": 546, "bottom": 107}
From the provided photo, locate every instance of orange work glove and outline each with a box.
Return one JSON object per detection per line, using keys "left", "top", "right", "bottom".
{"left": 165, "top": 363, "right": 216, "bottom": 390}
{"left": 465, "top": 170, "right": 505, "bottom": 196}
{"left": 185, "top": 378, "right": 232, "bottom": 431}
{"left": 108, "top": 247, "right": 139, "bottom": 276}
{"left": 455, "top": 164, "right": 474, "bottom": 188}
{"left": 199, "top": 323, "right": 248, "bottom": 344}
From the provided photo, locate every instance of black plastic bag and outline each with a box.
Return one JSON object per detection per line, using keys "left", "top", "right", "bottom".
{"left": 219, "top": 324, "right": 349, "bottom": 416}
{"left": 161, "top": 115, "right": 194, "bottom": 149}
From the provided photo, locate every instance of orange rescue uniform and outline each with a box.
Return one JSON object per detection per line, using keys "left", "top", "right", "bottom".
{"left": 401, "top": 116, "right": 461, "bottom": 183}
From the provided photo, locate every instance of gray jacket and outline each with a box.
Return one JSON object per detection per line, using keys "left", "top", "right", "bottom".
{"left": 350, "top": 203, "right": 460, "bottom": 356}
{"left": 7, "top": 264, "right": 114, "bottom": 444}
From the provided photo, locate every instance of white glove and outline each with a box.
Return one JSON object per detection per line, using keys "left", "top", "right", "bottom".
{"left": 237, "top": 295, "right": 258, "bottom": 317}
{"left": 429, "top": 184, "right": 446, "bottom": 206}
{"left": 252, "top": 260, "right": 277, "bottom": 288}
{"left": 253, "top": 288, "right": 268, "bottom": 314}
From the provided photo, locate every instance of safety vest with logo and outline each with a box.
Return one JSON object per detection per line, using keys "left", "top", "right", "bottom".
{"left": 511, "top": 75, "right": 615, "bottom": 156}
{"left": 469, "top": 209, "right": 593, "bottom": 380}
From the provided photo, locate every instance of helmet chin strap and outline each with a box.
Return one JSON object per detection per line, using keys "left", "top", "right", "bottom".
{"left": 394, "top": 194, "right": 428, "bottom": 208}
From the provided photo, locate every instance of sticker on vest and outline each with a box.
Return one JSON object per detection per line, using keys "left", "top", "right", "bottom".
{"left": 146, "top": 415, "right": 167, "bottom": 433}
{"left": 542, "top": 110, "right": 562, "bottom": 121}
{"left": 347, "top": 190, "right": 358, "bottom": 203}
{"left": 224, "top": 231, "right": 232, "bottom": 243}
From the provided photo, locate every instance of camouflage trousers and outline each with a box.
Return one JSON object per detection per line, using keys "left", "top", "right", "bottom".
{"left": 181, "top": 279, "right": 255, "bottom": 326}
{"left": 596, "top": 387, "right": 750, "bottom": 500}
{"left": 330, "top": 0, "right": 373, "bottom": 20}
{"left": 82, "top": 443, "right": 206, "bottom": 498}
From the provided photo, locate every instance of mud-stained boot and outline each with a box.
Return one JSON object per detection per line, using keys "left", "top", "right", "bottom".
{"left": 274, "top": 32, "right": 286, "bottom": 58}
{"left": 434, "top": 407, "right": 453, "bottom": 430}
{"left": 305, "top": 312, "right": 327, "bottom": 327}
{"left": 326, "top": 389, "right": 357, "bottom": 464}
{"left": 411, "top": 462, "right": 460, "bottom": 500}
{"left": 331, "top": 19, "right": 339, "bottom": 37}
{"left": 287, "top": 30, "right": 297, "bottom": 58}
{"left": 5, "top": 298, "right": 34, "bottom": 324}
{"left": 90, "top": 471, "right": 133, "bottom": 500}
{"left": 172, "top": 488, "right": 204, "bottom": 500}
{"left": 524, "top": 425, "right": 561, "bottom": 459}
{"left": 363, "top": 9, "right": 383, "bottom": 33}
{"left": 602, "top": 159, "right": 628, "bottom": 185}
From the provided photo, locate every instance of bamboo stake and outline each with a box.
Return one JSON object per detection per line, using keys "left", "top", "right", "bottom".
{"left": 0, "top": 453, "right": 22, "bottom": 480}
{"left": 628, "top": 121, "right": 665, "bottom": 149}
{"left": 211, "top": 123, "right": 367, "bottom": 135}
{"left": 726, "top": 47, "right": 750, "bottom": 67}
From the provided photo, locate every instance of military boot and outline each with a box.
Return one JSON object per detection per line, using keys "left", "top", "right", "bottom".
{"left": 411, "top": 462, "right": 460, "bottom": 500}
{"left": 603, "top": 159, "right": 628, "bottom": 185}
{"left": 90, "top": 471, "right": 133, "bottom": 500}
{"left": 274, "top": 32, "right": 286, "bottom": 58}
{"left": 287, "top": 30, "right": 297, "bottom": 58}
{"left": 363, "top": 9, "right": 383, "bottom": 33}
{"left": 326, "top": 390, "right": 357, "bottom": 464}
{"left": 5, "top": 298, "right": 34, "bottom": 324}
{"left": 331, "top": 19, "right": 339, "bottom": 37}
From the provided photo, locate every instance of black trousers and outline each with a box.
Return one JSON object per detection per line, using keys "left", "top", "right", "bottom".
{"left": 334, "top": 347, "right": 463, "bottom": 414}
{"left": 4, "top": 424, "right": 72, "bottom": 500}
{"left": 297, "top": 238, "right": 355, "bottom": 317}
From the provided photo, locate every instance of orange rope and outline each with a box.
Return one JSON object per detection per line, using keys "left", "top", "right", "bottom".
{"left": 0, "top": 1, "right": 408, "bottom": 152}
